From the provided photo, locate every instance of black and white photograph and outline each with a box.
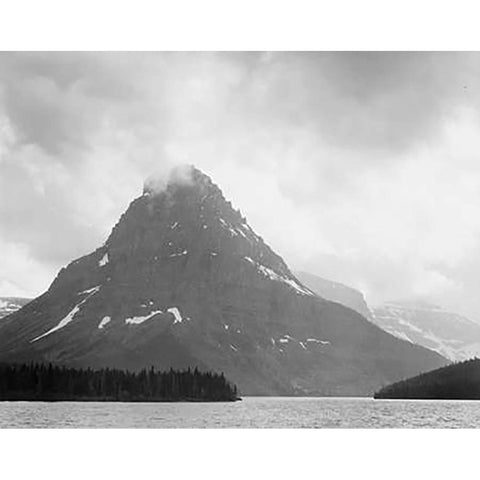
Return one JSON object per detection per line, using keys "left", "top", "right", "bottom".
{"left": 2, "top": 2, "right": 480, "bottom": 477}
{"left": 3, "top": 50, "right": 480, "bottom": 424}
{"left": 3, "top": 48, "right": 480, "bottom": 427}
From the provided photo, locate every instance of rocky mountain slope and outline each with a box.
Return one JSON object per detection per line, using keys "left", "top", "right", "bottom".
{"left": 0, "top": 297, "right": 31, "bottom": 319}
{"left": 295, "top": 271, "right": 373, "bottom": 320}
{"left": 0, "top": 166, "right": 447, "bottom": 396}
{"left": 371, "top": 301, "right": 480, "bottom": 362}
{"left": 298, "top": 271, "right": 480, "bottom": 362}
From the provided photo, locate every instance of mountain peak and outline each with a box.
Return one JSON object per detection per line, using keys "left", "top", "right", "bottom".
{"left": 143, "top": 165, "right": 219, "bottom": 198}
{"left": 0, "top": 165, "right": 447, "bottom": 396}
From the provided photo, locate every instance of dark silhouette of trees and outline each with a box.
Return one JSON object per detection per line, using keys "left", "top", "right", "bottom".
{"left": 374, "top": 357, "right": 480, "bottom": 400}
{"left": 0, "top": 363, "right": 239, "bottom": 402}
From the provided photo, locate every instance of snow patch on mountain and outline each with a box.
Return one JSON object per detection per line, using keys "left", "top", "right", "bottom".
{"left": 275, "top": 334, "right": 329, "bottom": 351}
{"left": 236, "top": 228, "right": 248, "bottom": 239}
{"left": 372, "top": 302, "right": 480, "bottom": 361}
{"left": 78, "top": 285, "right": 102, "bottom": 295}
{"left": 306, "top": 338, "right": 330, "bottom": 345}
{"left": 125, "top": 310, "right": 163, "bottom": 325}
{"left": 169, "top": 250, "right": 188, "bottom": 257}
{"left": 98, "top": 316, "right": 111, "bottom": 329}
{"left": 396, "top": 318, "right": 423, "bottom": 333}
{"left": 167, "top": 307, "right": 183, "bottom": 324}
{"left": 32, "top": 287, "right": 101, "bottom": 342}
{"left": 258, "top": 265, "right": 313, "bottom": 296}
{"left": 99, "top": 253, "right": 109, "bottom": 267}
{"left": 219, "top": 218, "right": 240, "bottom": 237}
{"left": 391, "top": 330, "right": 414, "bottom": 343}
{"left": 243, "top": 257, "right": 313, "bottom": 296}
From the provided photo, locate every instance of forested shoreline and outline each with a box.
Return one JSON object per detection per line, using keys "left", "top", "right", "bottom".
{"left": 0, "top": 363, "right": 240, "bottom": 402}
{"left": 374, "top": 357, "right": 480, "bottom": 400}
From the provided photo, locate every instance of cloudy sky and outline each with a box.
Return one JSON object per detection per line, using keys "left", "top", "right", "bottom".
{"left": 2, "top": 52, "right": 480, "bottom": 318}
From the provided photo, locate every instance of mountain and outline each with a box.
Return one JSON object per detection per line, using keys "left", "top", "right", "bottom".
{"left": 296, "top": 274, "right": 480, "bottom": 363}
{"left": 0, "top": 166, "right": 447, "bottom": 396}
{"left": 371, "top": 301, "right": 480, "bottom": 362}
{"left": 295, "top": 271, "right": 373, "bottom": 320}
{"left": 0, "top": 297, "right": 31, "bottom": 319}
{"left": 374, "top": 358, "right": 480, "bottom": 400}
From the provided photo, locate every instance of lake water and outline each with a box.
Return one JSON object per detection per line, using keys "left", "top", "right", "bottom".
{"left": 1, "top": 396, "right": 480, "bottom": 428}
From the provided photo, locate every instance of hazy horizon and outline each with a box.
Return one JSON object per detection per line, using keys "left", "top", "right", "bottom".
{"left": 2, "top": 52, "right": 480, "bottom": 319}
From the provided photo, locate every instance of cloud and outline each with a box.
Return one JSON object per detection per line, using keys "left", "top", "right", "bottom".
{"left": 2, "top": 52, "right": 480, "bottom": 320}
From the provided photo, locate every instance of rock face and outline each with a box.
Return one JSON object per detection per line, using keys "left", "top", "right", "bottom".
{"left": 372, "top": 301, "right": 480, "bottom": 362}
{"left": 0, "top": 297, "right": 31, "bottom": 320}
{"left": 297, "top": 273, "right": 480, "bottom": 363}
{"left": 295, "top": 271, "right": 373, "bottom": 320}
{"left": 0, "top": 166, "right": 447, "bottom": 396}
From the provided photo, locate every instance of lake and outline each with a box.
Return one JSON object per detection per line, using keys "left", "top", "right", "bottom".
{"left": 1, "top": 396, "right": 480, "bottom": 428}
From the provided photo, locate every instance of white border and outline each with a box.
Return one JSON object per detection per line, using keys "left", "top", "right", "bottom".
{"left": 0, "top": 428, "right": 478, "bottom": 479}
{"left": 0, "top": 0, "right": 479, "bottom": 50}
{"left": 2, "top": 1, "right": 480, "bottom": 479}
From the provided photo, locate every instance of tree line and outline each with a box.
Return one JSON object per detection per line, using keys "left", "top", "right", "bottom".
{"left": 0, "top": 363, "right": 239, "bottom": 402}
{"left": 374, "top": 357, "right": 480, "bottom": 400}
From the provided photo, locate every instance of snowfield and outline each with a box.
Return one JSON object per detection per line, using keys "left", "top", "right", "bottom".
{"left": 243, "top": 257, "right": 314, "bottom": 296}
{"left": 99, "top": 253, "right": 109, "bottom": 267}
{"left": 125, "top": 310, "right": 163, "bottom": 325}
{"left": 32, "top": 286, "right": 101, "bottom": 342}
{"left": 98, "top": 316, "right": 111, "bottom": 329}
{"left": 167, "top": 307, "right": 183, "bottom": 324}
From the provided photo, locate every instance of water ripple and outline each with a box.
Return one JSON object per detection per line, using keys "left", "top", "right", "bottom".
{"left": 1, "top": 397, "right": 480, "bottom": 428}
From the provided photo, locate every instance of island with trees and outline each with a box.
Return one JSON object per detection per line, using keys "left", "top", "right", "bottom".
{"left": 0, "top": 363, "right": 240, "bottom": 402}
{"left": 374, "top": 357, "right": 480, "bottom": 400}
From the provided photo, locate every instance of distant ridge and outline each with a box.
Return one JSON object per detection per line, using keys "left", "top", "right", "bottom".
{"left": 298, "top": 272, "right": 480, "bottom": 362}
{"left": 295, "top": 271, "right": 373, "bottom": 319}
{"left": 0, "top": 297, "right": 31, "bottom": 319}
{"left": 372, "top": 301, "right": 480, "bottom": 361}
